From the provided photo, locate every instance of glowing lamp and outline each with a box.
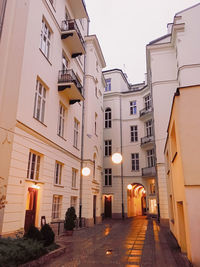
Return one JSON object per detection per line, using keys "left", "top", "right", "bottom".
{"left": 82, "top": 167, "right": 91, "bottom": 176}
{"left": 112, "top": 153, "right": 122, "bottom": 164}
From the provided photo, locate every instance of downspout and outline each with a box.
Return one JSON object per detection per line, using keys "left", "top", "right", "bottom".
{"left": 79, "top": 16, "right": 89, "bottom": 228}
{"left": 120, "top": 95, "right": 124, "bottom": 219}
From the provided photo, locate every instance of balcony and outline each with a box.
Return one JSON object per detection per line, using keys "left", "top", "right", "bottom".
{"left": 142, "top": 166, "right": 156, "bottom": 177}
{"left": 58, "top": 69, "right": 84, "bottom": 104}
{"left": 141, "top": 135, "right": 154, "bottom": 147}
{"left": 68, "top": 0, "right": 88, "bottom": 19}
{"left": 139, "top": 106, "right": 152, "bottom": 119}
{"left": 61, "top": 19, "right": 85, "bottom": 58}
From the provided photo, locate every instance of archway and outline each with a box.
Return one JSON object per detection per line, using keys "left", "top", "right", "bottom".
{"left": 127, "top": 183, "right": 146, "bottom": 217}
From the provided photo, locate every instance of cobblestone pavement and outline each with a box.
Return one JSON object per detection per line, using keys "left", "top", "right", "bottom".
{"left": 44, "top": 216, "right": 192, "bottom": 267}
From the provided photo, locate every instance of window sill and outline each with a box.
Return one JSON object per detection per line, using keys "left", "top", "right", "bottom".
{"left": 54, "top": 184, "right": 64, "bottom": 188}
{"left": 39, "top": 48, "right": 52, "bottom": 66}
{"left": 33, "top": 117, "right": 47, "bottom": 127}
{"left": 131, "top": 170, "right": 140, "bottom": 172}
{"left": 25, "top": 179, "right": 44, "bottom": 184}
{"left": 71, "top": 187, "right": 78, "bottom": 191}
{"left": 103, "top": 185, "right": 112, "bottom": 187}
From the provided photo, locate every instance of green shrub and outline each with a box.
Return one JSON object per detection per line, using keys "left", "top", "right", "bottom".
{"left": 24, "top": 225, "right": 42, "bottom": 241}
{"left": 0, "top": 238, "right": 47, "bottom": 267}
{"left": 64, "top": 207, "right": 77, "bottom": 231}
{"left": 40, "top": 224, "right": 55, "bottom": 246}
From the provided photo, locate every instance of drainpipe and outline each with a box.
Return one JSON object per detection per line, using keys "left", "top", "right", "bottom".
{"left": 79, "top": 16, "right": 89, "bottom": 228}
{"left": 120, "top": 95, "right": 124, "bottom": 219}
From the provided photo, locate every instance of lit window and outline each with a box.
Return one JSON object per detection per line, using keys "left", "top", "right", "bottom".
{"left": 131, "top": 153, "right": 139, "bottom": 171}
{"left": 105, "top": 78, "right": 111, "bottom": 92}
{"left": 58, "top": 104, "right": 65, "bottom": 137}
{"left": 54, "top": 161, "right": 62, "bottom": 185}
{"left": 105, "top": 108, "right": 112, "bottom": 128}
{"left": 104, "top": 168, "right": 112, "bottom": 186}
{"left": 27, "top": 151, "right": 41, "bottom": 180}
{"left": 130, "top": 125, "right": 138, "bottom": 142}
{"left": 72, "top": 168, "right": 77, "bottom": 188}
{"left": 147, "top": 149, "right": 155, "bottom": 167}
{"left": 34, "top": 80, "right": 46, "bottom": 123}
{"left": 73, "top": 119, "right": 79, "bottom": 148}
{"left": 104, "top": 140, "right": 112, "bottom": 156}
{"left": 150, "top": 183, "right": 155, "bottom": 194}
{"left": 52, "top": 195, "right": 62, "bottom": 219}
{"left": 40, "top": 19, "right": 51, "bottom": 59}
{"left": 130, "top": 101, "right": 137, "bottom": 115}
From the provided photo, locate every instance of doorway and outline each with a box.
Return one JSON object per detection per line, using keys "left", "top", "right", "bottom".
{"left": 177, "top": 201, "right": 187, "bottom": 253}
{"left": 93, "top": 195, "right": 97, "bottom": 224}
{"left": 127, "top": 183, "right": 146, "bottom": 217}
{"left": 104, "top": 196, "right": 112, "bottom": 218}
{"left": 24, "top": 187, "right": 38, "bottom": 232}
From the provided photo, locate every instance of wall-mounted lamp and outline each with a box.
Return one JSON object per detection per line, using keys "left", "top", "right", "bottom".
{"left": 127, "top": 184, "right": 132, "bottom": 190}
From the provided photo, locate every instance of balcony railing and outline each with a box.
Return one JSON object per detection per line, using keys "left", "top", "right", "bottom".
{"left": 142, "top": 166, "right": 156, "bottom": 177}
{"left": 61, "top": 19, "right": 85, "bottom": 57}
{"left": 139, "top": 106, "right": 152, "bottom": 118}
{"left": 141, "top": 135, "right": 154, "bottom": 146}
{"left": 58, "top": 69, "right": 83, "bottom": 103}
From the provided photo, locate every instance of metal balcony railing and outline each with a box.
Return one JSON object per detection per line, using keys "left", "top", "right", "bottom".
{"left": 58, "top": 69, "right": 83, "bottom": 94}
{"left": 141, "top": 135, "right": 154, "bottom": 146}
{"left": 142, "top": 166, "right": 156, "bottom": 177}
{"left": 139, "top": 106, "right": 152, "bottom": 117}
{"left": 61, "top": 19, "right": 85, "bottom": 48}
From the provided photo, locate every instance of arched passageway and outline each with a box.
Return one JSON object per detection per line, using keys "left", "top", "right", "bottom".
{"left": 127, "top": 183, "right": 146, "bottom": 217}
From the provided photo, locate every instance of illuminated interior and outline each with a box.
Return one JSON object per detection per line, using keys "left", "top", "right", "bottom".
{"left": 127, "top": 183, "right": 146, "bottom": 217}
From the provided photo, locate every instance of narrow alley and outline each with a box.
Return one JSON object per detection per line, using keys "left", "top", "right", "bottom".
{"left": 44, "top": 216, "right": 191, "bottom": 267}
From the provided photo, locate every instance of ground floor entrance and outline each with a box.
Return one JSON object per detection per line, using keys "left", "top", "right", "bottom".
{"left": 104, "top": 195, "right": 112, "bottom": 218}
{"left": 24, "top": 187, "right": 38, "bottom": 232}
{"left": 127, "top": 183, "right": 146, "bottom": 217}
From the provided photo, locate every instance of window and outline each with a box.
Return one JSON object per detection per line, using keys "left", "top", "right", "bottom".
{"left": 146, "top": 120, "right": 153, "bottom": 137}
{"left": 105, "top": 78, "right": 111, "bottom": 92}
{"left": 95, "top": 87, "right": 98, "bottom": 98}
{"left": 131, "top": 153, "right": 139, "bottom": 171}
{"left": 95, "top": 113, "right": 97, "bottom": 135}
{"left": 54, "top": 161, "right": 62, "bottom": 185}
{"left": 34, "top": 80, "right": 46, "bottom": 123}
{"left": 27, "top": 151, "right": 41, "bottom": 180}
{"left": 144, "top": 94, "right": 151, "bottom": 110}
{"left": 62, "top": 53, "right": 68, "bottom": 71}
{"left": 105, "top": 108, "right": 112, "bottom": 128}
{"left": 52, "top": 195, "right": 62, "bottom": 220}
{"left": 58, "top": 104, "right": 65, "bottom": 137}
{"left": 40, "top": 19, "right": 51, "bottom": 59}
{"left": 150, "top": 183, "right": 156, "bottom": 194}
{"left": 171, "top": 123, "right": 177, "bottom": 160}
{"left": 130, "top": 125, "right": 138, "bottom": 142}
{"left": 73, "top": 119, "right": 79, "bottom": 148}
{"left": 104, "top": 140, "right": 112, "bottom": 156}
{"left": 71, "top": 196, "right": 77, "bottom": 213}
{"left": 130, "top": 101, "right": 137, "bottom": 115}
{"left": 104, "top": 168, "right": 112, "bottom": 186}
{"left": 72, "top": 168, "right": 77, "bottom": 188}
{"left": 0, "top": 0, "right": 7, "bottom": 40}
{"left": 147, "top": 149, "right": 155, "bottom": 167}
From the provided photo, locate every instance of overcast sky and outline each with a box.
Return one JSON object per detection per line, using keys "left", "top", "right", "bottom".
{"left": 85, "top": 0, "right": 200, "bottom": 84}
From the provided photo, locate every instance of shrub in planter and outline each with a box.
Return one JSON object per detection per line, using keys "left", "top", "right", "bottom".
{"left": 40, "top": 223, "right": 55, "bottom": 246}
{"left": 24, "top": 225, "right": 42, "bottom": 241}
{"left": 64, "top": 207, "right": 77, "bottom": 231}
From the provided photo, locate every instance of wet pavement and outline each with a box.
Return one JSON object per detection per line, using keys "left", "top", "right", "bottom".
{"left": 44, "top": 216, "right": 192, "bottom": 267}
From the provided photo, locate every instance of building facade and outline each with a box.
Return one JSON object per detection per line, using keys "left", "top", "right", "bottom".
{"left": 102, "top": 69, "right": 157, "bottom": 219}
{"left": 0, "top": 0, "right": 105, "bottom": 235}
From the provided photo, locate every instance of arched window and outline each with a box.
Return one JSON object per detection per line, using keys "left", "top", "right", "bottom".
{"left": 105, "top": 108, "right": 112, "bottom": 128}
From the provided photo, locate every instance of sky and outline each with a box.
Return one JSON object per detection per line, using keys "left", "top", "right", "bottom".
{"left": 84, "top": 0, "right": 200, "bottom": 84}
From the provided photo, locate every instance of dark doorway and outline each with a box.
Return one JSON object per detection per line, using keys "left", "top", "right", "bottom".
{"left": 93, "top": 195, "right": 97, "bottom": 224}
{"left": 141, "top": 195, "right": 147, "bottom": 215}
{"left": 104, "top": 196, "right": 112, "bottom": 218}
{"left": 24, "top": 188, "right": 38, "bottom": 232}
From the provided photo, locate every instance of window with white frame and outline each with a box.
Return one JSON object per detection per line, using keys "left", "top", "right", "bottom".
{"left": 54, "top": 161, "right": 62, "bottom": 185}
{"left": 130, "top": 125, "right": 138, "bottom": 142}
{"left": 104, "top": 140, "right": 112, "bottom": 156}
{"left": 34, "top": 80, "right": 46, "bottom": 123}
{"left": 72, "top": 168, "right": 77, "bottom": 188}
{"left": 105, "top": 78, "right": 111, "bottom": 92}
{"left": 105, "top": 108, "right": 112, "bottom": 128}
{"left": 144, "top": 94, "right": 151, "bottom": 110}
{"left": 104, "top": 168, "right": 112, "bottom": 186}
{"left": 145, "top": 120, "right": 153, "bottom": 137}
{"left": 131, "top": 153, "right": 139, "bottom": 171}
{"left": 70, "top": 196, "right": 77, "bottom": 213}
{"left": 130, "top": 101, "right": 137, "bottom": 115}
{"left": 58, "top": 103, "right": 65, "bottom": 137}
{"left": 27, "top": 151, "right": 41, "bottom": 180}
{"left": 52, "top": 195, "right": 62, "bottom": 220}
{"left": 73, "top": 119, "right": 79, "bottom": 148}
{"left": 40, "top": 19, "right": 51, "bottom": 59}
{"left": 147, "top": 149, "right": 155, "bottom": 167}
